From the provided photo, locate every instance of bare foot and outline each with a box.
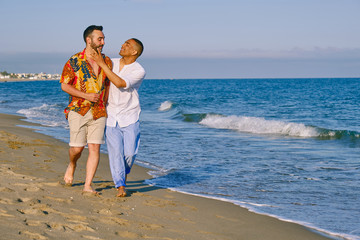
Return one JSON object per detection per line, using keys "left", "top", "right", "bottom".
{"left": 82, "top": 186, "right": 99, "bottom": 196}
{"left": 64, "top": 163, "right": 76, "bottom": 186}
{"left": 116, "top": 186, "right": 127, "bottom": 197}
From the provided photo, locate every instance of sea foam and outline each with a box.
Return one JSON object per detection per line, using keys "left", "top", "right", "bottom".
{"left": 17, "top": 104, "right": 67, "bottom": 128}
{"left": 158, "top": 101, "right": 174, "bottom": 111}
{"left": 199, "top": 114, "right": 319, "bottom": 137}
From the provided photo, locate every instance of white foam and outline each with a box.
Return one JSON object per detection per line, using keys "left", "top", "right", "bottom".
{"left": 17, "top": 103, "right": 67, "bottom": 128}
{"left": 158, "top": 101, "right": 173, "bottom": 111}
{"left": 199, "top": 114, "right": 319, "bottom": 137}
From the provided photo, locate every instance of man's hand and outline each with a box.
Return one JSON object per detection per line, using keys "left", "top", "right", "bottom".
{"left": 61, "top": 83, "right": 100, "bottom": 103}
{"left": 89, "top": 48, "right": 105, "bottom": 67}
{"left": 88, "top": 49, "right": 127, "bottom": 88}
{"left": 85, "top": 92, "right": 100, "bottom": 102}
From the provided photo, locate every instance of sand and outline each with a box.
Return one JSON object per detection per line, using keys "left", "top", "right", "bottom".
{"left": 0, "top": 113, "right": 334, "bottom": 240}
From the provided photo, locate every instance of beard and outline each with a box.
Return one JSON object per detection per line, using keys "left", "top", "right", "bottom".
{"left": 90, "top": 40, "right": 103, "bottom": 52}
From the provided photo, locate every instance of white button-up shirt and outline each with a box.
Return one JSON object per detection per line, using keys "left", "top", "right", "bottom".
{"left": 106, "top": 58, "right": 146, "bottom": 128}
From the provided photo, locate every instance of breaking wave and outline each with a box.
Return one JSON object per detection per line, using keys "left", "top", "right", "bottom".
{"left": 199, "top": 114, "right": 318, "bottom": 137}
{"left": 157, "top": 101, "right": 360, "bottom": 139}
{"left": 17, "top": 103, "right": 68, "bottom": 128}
{"left": 158, "top": 101, "right": 174, "bottom": 111}
{"left": 187, "top": 113, "right": 360, "bottom": 139}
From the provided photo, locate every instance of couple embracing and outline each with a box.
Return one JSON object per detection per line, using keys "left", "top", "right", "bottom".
{"left": 60, "top": 25, "right": 145, "bottom": 197}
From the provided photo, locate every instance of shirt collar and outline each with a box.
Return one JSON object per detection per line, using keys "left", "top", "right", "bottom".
{"left": 79, "top": 48, "right": 86, "bottom": 60}
{"left": 122, "top": 60, "right": 137, "bottom": 68}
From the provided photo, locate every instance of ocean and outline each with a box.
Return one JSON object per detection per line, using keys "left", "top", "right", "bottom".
{"left": 0, "top": 78, "right": 359, "bottom": 240}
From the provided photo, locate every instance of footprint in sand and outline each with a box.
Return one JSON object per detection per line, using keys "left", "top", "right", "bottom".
{"left": 65, "top": 223, "right": 95, "bottom": 232}
{"left": 21, "top": 185, "right": 43, "bottom": 192}
{"left": 65, "top": 214, "right": 88, "bottom": 222}
{"left": 7, "top": 140, "right": 24, "bottom": 149}
{"left": 44, "top": 196, "right": 73, "bottom": 204}
{"left": 43, "top": 159, "right": 54, "bottom": 163}
{"left": 37, "top": 205, "right": 61, "bottom": 215}
{"left": 0, "top": 197, "right": 16, "bottom": 205}
{"left": 179, "top": 217, "right": 196, "bottom": 224}
{"left": 46, "top": 222, "right": 66, "bottom": 231}
{"left": 0, "top": 187, "right": 15, "bottom": 192}
{"left": 99, "top": 217, "right": 129, "bottom": 226}
{"left": 17, "top": 197, "right": 33, "bottom": 203}
{"left": 17, "top": 207, "right": 48, "bottom": 215}
{"left": 169, "top": 210, "right": 182, "bottom": 216}
{"left": 115, "top": 231, "right": 141, "bottom": 239}
{"left": 81, "top": 235, "right": 104, "bottom": 240}
{"left": 24, "top": 219, "right": 44, "bottom": 227}
{"left": 19, "top": 231, "right": 48, "bottom": 240}
{"left": 24, "top": 220, "right": 96, "bottom": 234}
{"left": 3, "top": 169, "right": 38, "bottom": 180}
{"left": 138, "top": 223, "right": 164, "bottom": 231}
{"left": 0, "top": 209, "right": 14, "bottom": 217}
{"left": 17, "top": 201, "right": 60, "bottom": 216}
{"left": 97, "top": 208, "right": 113, "bottom": 216}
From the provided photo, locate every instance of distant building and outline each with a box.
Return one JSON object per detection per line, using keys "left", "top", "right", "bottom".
{"left": 0, "top": 71, "right": 61, "bottom": 80}
{"left": 0, "top": 74, "right": 10, "bottom": 79}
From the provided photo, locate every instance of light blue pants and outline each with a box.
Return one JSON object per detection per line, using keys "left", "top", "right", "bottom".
{"left": 105, "top": 121, "right": 140, "bottom": 188}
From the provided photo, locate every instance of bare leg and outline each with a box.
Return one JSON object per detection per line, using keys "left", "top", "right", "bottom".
{"left": 83, "top": 143, "right": 100, "bottom": 193}
{"left": 64, "top": 146, "right": 84, "bottom": 185}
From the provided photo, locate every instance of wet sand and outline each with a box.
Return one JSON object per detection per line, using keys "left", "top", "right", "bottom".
{"left": 0, "top": 113, "right": 334, "bottom": 240}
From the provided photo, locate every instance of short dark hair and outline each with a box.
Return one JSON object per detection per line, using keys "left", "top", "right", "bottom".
{"left": 83, "top": 25, "right": 103, "bottom": 43}
{"left": 131, "top": 38, "right": 144, "bottom": 56}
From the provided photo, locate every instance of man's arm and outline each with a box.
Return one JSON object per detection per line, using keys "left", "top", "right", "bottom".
{"left": 90, "top": 49, "right": 127, "bottom": 88}
{"left": 61, "top": 83, "right": 100, "bottom": 102}
{"left": 104, "top": 84, "right": 110, "bottom": 104}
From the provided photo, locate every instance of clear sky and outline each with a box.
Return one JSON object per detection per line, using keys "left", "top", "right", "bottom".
{"left": 0, "top": 0, "right": 359, "bottom": 79}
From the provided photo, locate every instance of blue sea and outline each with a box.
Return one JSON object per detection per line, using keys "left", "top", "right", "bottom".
{"left": 0, "top": 78, "right": 359, "bottom": 240}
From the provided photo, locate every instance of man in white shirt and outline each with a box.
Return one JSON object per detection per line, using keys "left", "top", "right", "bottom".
{"left": 90, "top": 38, "right": 146, "bottom": 197}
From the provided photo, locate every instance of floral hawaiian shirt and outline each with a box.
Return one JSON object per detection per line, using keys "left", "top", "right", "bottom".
{"left": 60, "top": 49, "right": 112, "bottom": 120}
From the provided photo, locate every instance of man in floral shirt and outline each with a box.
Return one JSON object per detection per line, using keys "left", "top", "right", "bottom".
{"left": 60, "top": 25, "right": 112, "bottom": 194}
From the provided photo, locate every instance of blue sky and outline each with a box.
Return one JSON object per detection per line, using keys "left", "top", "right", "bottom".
{"left": 0, "top": 0, "right": 359, "bottom": 78}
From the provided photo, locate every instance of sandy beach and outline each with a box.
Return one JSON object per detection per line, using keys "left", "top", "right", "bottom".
{"left": 0, "top": 113, "right": 334, "bottom": 240}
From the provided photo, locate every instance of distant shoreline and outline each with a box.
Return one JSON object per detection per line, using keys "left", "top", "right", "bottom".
{"left": 1, "top": 77, "right": 359, "bottom": 83}
{"left": 0, "top": 78, "right": 59, "bottom": 82}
